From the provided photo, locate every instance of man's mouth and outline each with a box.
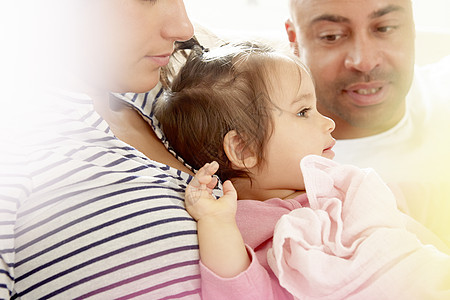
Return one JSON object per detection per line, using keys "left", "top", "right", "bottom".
{"left": 354, "top": 87, "right": 382, "bottom": 95}
{"left": 344, "top": 84, "right": 386, "bottom": 106}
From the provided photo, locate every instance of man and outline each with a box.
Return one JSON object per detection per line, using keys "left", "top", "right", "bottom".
{"left": 285, "top": 0, "right": 450, "bottom": 246}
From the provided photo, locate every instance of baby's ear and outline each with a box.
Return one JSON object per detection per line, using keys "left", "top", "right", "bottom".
{"left": 223, "top": 130, "right": 257, "bottom": 170}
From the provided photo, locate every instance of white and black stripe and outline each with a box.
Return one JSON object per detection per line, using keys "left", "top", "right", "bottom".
{"left": 0, "top": 87, "right": 216, "bottom": 299}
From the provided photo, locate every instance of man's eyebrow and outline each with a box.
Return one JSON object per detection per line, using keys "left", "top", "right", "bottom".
{"left": 370, "top": 5, "right": 404, "bottom": 19}
{"left": 310, "top": 14, "right": 349, "bottom": 25}
{"left": 310, "top": 5, "right": 404, "bottom": 25}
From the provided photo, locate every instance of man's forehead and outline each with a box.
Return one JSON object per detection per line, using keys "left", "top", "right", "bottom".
{"left": 290, "top": 0, "right": 412, "bottom": 10}
{"left": 290, "top": 0, "right": 412, "bottom": 21}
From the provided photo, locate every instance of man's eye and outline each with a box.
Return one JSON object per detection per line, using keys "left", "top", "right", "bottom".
{"left": 377, "top": 25, "right": 398, "bottom": 34}
{"left": 320, "top": 34, "right": 343, "bottom": 43}
{"left": 322, "top": 35, "right": 338, "bottom": 42}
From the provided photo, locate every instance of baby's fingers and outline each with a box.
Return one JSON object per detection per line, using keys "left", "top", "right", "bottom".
{"left": 200, "top": 161, "right": 219, "bottom": 181}
{"left": 191, "top": 161, "right": 219, "bottom": 188}
{"left": 222, "top": 180, "right": 237, "bottom": 201}
{"left": 186, "top": 162, "right": 219, "bottom": 206}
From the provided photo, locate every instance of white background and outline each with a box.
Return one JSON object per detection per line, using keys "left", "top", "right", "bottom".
{"left": 185, "top": 0, "right": 450, "bottom": 65}
{"left": 185, "top": 0, "right": 450, "bottom": 34}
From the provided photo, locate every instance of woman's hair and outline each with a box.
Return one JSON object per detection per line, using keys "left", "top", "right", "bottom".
{"left": 156, "top": 39, "right": 303, "bottom": 181}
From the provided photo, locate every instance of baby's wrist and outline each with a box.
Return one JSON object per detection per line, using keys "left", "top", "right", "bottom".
{"left": 197, "top": 214, "right": 237, "bottom": 227}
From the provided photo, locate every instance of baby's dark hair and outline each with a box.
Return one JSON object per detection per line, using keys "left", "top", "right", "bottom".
{"left": 156, "top": 39, "right": 303, "bottom": 181}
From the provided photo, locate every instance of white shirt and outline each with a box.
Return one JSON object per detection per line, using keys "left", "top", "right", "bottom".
{"left": 333, "top": 56, "right": 450, "bottom": 246}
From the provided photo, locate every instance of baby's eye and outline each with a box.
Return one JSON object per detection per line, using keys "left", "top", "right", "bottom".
{"left": 297, "top": 108, "right": 311, "bottom": 117}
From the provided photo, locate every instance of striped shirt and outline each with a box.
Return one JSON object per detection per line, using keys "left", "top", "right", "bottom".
{"left": 0, "top": 86, "right": 215, "bottom": 299}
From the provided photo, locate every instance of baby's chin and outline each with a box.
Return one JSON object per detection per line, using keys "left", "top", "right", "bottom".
{"left": 321, "top": 149, "right": 335, "bottom": 160}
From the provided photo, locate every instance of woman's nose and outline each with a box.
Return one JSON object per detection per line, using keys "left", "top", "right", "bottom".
{"left": 161, "top": 0, "right": 194, "bottom": 42}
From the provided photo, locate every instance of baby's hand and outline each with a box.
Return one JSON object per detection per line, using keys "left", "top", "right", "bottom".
{"left": 185, "top": 161, "right": 238, "bottom": 222}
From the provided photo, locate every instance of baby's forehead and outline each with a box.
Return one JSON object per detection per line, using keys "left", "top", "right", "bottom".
{"left": 263, "top": 56, "right": 314, "bottom": 102}
{"left": 263, "top": 55, "right": 307, "bottom": 83}
{"left": 263, "top": 53, "right": 307, "bottom": 75}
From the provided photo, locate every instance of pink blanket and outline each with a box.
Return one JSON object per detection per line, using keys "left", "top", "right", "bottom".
{"left": 267, "top": 155, "right": 450, "bottom": 300}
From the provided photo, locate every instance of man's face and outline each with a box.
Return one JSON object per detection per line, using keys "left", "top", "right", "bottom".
{"left": 286, "top": 0, "right": 415, "bottom": 139}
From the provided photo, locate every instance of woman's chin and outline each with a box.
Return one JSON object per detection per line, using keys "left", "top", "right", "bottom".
{"left": 120, "top": 71, "right": 161, "bottom": 94}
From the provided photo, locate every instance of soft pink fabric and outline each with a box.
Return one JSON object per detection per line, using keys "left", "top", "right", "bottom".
{"left": 267, "top": 155, "right": 450, "bottom": 300}
{"left": 200, "top": 196, "right": 308, "bottom": 300}
{"left": 236, "top": 196, "right": 308, "bottom": 271}
{"left": 199, "top": 155, "right": 450, "bottom": 299}
{"left": 200, "top": 246, "right": 292, "bottom": 300}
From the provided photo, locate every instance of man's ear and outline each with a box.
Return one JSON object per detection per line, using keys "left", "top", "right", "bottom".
{"left": 285, "top": 19, "right": 297, "bottom": 43}
{"left": 285, "top": 19, "right": 299, "bottom": 57}
{"left": 223, "top": 130, "right": 257, "bottom": 170}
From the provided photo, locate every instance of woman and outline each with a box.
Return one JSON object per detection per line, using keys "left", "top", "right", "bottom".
{"left": 0, "top": 0, "right": 206, "bottom": 298}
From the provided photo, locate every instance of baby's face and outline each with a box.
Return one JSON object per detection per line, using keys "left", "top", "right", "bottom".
{"left": 256, "top": 58, "right": 336, "bottom": 192}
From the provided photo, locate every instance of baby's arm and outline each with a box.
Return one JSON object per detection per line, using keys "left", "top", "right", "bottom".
{"left": 186, "top": 162, "right": 250, "bottom": 278}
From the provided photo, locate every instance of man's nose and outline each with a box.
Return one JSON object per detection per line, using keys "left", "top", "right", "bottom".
{"left": 344, "top": 34, "right": 382, "bottom": 73}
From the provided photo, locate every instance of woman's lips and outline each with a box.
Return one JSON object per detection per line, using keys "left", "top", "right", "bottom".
{"left": 148, "top": 55, "right": 171, "bottom": 67}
